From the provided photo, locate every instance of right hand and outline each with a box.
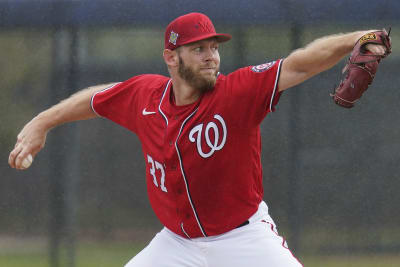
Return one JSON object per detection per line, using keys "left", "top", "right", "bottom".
{"left": 8, "top": 117, "right": 48, "bottom": 170}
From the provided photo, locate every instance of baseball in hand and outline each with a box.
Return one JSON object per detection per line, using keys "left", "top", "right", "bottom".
{"left": 21, "top": 154, "right": 33, "bottom": 169}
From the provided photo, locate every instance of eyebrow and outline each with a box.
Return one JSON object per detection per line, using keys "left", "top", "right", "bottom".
{"left": 187, "top": 38, "right": 218, "bottom": 47}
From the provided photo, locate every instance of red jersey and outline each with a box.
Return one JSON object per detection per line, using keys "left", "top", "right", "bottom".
{"left": 91, "top": 59, "right": 283, "bottom": 238}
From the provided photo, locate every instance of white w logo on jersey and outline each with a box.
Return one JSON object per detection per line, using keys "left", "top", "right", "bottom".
{"left": 189, "top": 114, "right": 227, "bottom": 158}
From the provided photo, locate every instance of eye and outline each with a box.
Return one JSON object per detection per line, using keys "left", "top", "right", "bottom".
{"left": 193, "top": 47, "right": 202, "bottom": 53}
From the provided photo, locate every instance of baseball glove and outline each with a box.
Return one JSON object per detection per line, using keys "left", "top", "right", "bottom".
{"left": 331, "top": 28, "right": 392, "bottom": 108}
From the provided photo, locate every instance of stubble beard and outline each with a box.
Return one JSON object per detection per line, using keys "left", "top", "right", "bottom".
{"left": 178, "top": 56, "right": 219, "bottom": 93}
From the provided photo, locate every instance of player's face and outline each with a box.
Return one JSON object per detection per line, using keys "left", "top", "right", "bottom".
{"left": 177, "top": 38, "right": 220, "bottom": 92}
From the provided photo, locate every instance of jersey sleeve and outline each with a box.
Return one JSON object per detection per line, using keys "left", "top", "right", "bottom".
{"left": 90, "top": 75, "right": 149, "bottom": 133}
{"left": 224, "top": 59, "right": 283, "bottom": 126}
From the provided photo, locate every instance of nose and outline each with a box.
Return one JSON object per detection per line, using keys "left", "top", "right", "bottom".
{"left": 204, "top": 47, "right": 217, "bottom": 62}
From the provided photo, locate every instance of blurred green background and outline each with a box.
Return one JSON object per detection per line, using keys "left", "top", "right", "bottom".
{"left": 1, "top": 1, "right": 399, "bottom": 266}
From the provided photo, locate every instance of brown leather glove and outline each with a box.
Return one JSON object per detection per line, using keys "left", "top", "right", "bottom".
{"left": 331, "top": 29, "right": 392, "bottom": 108}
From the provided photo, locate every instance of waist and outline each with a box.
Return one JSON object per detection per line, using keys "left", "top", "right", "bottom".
{"left": 236, "top": 220, "right": 249, "bottom": 228}
{"left": 175, "top": 201, "right": 270, "bottom": 240}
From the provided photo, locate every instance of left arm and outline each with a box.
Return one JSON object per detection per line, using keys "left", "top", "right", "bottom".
{"left": 278, "top": 30, "right": 386, "bottom": 92}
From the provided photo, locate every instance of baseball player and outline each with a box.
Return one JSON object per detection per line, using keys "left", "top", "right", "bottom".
{"left": 9, "top": 13, "right": 390, "bottom": 267}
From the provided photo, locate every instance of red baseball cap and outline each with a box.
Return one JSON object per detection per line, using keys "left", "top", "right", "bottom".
{"left": 164, "top": 13, "right": 232, "bottom": 50}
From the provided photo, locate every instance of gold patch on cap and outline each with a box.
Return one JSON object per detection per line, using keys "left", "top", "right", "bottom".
{"left": 169, "top": 31, "right": 179, "bottom": 45}
{"left": 360, "top": 33, "right": 377, "bottom": 44}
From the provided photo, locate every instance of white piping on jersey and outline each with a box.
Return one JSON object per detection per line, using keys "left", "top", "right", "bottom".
{"left": 158, "top": 79, "right": 206, "bottom": 237}
{"left": 180, "top": 223, "right": 191, "bottom": 239}
{"left": 158, "top": 79, "right": 171, "bottom": 126}
{"left": 90, "top": 82, "right": 121, "bottom": 117}
{"left": 175, "top": 107, "right": 207, "bottom": 237}
{"left": 269, "top": 60, "right": 283, "bottom": 112}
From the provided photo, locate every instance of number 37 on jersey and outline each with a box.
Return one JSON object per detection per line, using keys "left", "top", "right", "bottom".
{"left": 147, "top": 154, "right": 167, "bottom": 193}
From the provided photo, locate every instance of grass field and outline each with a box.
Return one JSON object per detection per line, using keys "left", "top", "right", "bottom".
{"left": 1, "top": 240, "right": 400, "bottom": 267}
{"left": 0, "top": 241, "right": 142, "bottom": 267}
{"left": 302, "top": 255, "right": 400, "bottom": 267}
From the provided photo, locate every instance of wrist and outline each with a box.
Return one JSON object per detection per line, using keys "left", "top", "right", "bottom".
{"left": 340, "top": 31, "right": 372, "bottom": 53}
{"left": 35, "top": 110, "right": 58, "bottom": 131}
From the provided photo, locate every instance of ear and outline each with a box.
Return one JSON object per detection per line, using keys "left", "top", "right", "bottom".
{"left": 163, "top": 49, "right": 179, "bottom": 68}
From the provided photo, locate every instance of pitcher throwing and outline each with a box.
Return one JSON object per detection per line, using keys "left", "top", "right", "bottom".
{"left": 9, "top": 12, "right": 390, "bottom": 267}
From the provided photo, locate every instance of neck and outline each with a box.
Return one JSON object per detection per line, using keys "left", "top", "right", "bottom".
{"left": 171, "top": 77, "right": 202, "bottom": 106}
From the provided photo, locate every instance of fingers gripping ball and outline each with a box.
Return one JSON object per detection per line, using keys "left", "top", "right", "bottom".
{"left": 331, "top": 28, "right": 392, "bottom": 108}
{"left": 21, "top": 154, "right": 33, "bottom": 169}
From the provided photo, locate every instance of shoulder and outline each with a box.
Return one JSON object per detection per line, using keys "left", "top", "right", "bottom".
{"left": 218, "top": 60, "right": 282, "bottom": 92}
{"left": 125, "top": 74, "right": 169, "bottom": 89}
{"left": 117, "top": 74, "right": 170, "bottom": 98}
{"left": 94, "top": 74, "right": 170, "bottom": 103}
{"left": 225, "top": 60, "right": 281, "bottom": 79}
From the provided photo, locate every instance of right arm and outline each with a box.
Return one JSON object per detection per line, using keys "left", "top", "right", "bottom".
{"left": 8, "top": 83, "right": 116, "bottom": 169}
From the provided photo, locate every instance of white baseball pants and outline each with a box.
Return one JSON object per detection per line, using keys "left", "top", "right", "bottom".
{"left": 125, "top": 201, "right": 303, "bottom": 267}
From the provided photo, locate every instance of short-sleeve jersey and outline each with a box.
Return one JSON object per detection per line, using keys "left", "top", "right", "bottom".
{"left": 91, "top": 59, "right": 283, "bottom": 238}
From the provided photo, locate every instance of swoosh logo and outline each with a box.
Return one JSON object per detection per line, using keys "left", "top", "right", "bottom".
{"left": 142, "top": 108, "right": 156, "bottom": 116}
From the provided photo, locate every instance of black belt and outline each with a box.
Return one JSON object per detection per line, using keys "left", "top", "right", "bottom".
{"left": 236, "top": 220, "right": 249, "bottom": 229}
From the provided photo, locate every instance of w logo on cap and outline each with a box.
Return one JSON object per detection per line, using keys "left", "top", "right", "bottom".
{"left": 169, "top": 31, "right": 179, "bottom": 45}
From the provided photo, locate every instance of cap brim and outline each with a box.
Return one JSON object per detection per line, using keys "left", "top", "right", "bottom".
{"left": 179, "top": 33, "right": 232, "bottom": 47}
{"left": 215, "top": 33, "right": 232, "bottom": 43}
